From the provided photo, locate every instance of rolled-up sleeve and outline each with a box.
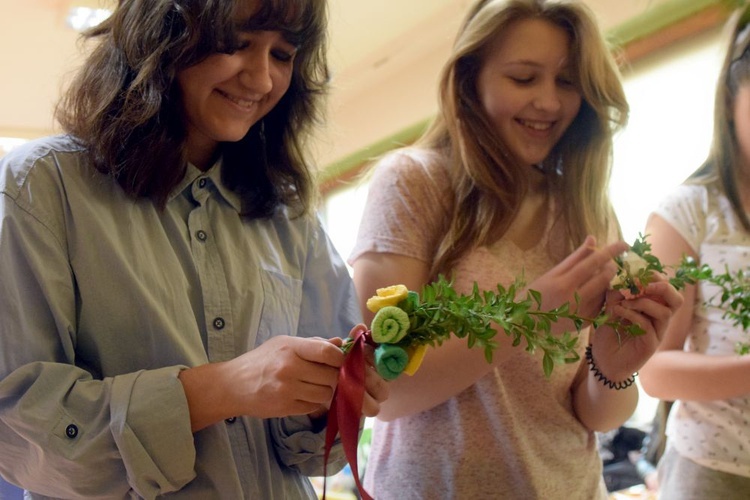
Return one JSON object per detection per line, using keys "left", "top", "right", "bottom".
{"left": 268, "top": 415, "right": 347, "bottom": 476}
{"left": 0, "top": 180, "right": 196, "bottom": 498}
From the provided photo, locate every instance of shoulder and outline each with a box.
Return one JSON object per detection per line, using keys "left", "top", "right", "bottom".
{"left": 0, "top": 135, "right": 121, "bottom": 240}
{"left": 367, "top": 147, "right": 453, "bottom": 205}
{"left": 371, "top": 147, "right": 449, "bottom": 185}
{"left": 652, "top": 182, "right": 716, "bottom": 251}
{"left": 655, "top": 183, "right": 710, "bottom": 219}
{"left": 0, "top": 135, "right": 88, "bottom": 201}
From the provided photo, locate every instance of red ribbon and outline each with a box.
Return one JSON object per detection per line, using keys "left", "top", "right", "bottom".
{"left": 322, "top": 324, "right": 374, "bottom": 500}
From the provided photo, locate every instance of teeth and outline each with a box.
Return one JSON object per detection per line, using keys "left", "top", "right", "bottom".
{"left": 519, "top": 119, "right": 552, "bottom": 131}
{"left": 219, "top": 90, "right": 258, "bottom": 109}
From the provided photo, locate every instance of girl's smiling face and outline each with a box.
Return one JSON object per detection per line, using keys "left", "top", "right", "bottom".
{"left": 177, "top": 27, "right": 297, "bottom": 169}
{"left": 476, "top": 17, "right": 582, "bottom": 169}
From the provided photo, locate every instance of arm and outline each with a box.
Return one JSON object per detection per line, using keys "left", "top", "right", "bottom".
{"left": 572, "top": 275, "right": 683, "bottom": 432}
{"left": 238, "top": 218, "right": 386, "bottom": 477}
{"left": 353, "top": 237, "right": 631, "bottom": 421}
{"left": 353, "top": 252, "right": 506, "bottom": 421}
{"left": 639, "top": 214, "right": 750, "bottom": 400}
{"left": 0, "top": 195, "right": 195, "bottom": 498}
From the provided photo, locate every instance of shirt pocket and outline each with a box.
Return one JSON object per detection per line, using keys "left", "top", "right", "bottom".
{"left": 255, "top": 268, "right": 303, "bottom": 347}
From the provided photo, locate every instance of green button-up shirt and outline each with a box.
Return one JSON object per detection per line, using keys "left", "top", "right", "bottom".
{"left": 0, "top": 135, "right": 356, "bottom": 499}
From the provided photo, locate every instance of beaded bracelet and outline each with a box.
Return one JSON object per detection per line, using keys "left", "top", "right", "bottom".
{"left": 585, "top": 345, "right": 637, "bottom": 390}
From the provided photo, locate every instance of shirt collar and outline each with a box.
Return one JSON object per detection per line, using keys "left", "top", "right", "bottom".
{"left": 168, "top": 159, "right": 244, "bottom": 213}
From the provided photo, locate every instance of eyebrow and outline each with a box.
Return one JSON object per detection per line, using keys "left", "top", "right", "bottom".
{"left": 236, "top": 17, "right": 305, "bottom": 46}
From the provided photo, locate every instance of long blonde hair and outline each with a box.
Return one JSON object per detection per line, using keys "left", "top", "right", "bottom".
{"left": 417, "top": 0, "right": 628, "bottom": 276}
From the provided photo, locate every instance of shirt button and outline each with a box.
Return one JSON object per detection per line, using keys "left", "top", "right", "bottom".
{"left": 196, "top": 230, "right": 207, "bottom": 241}
{"left": 65, "top": 424, "right": 79, "bottom": 439}
{"left": 225, "top": 417, "right": 237, "bottom": 424}
{"left": 213, "top": 317, "right": 225, "bottom": 330}
{"left": 198, "top": 178, "right": 207, "bottom": 188}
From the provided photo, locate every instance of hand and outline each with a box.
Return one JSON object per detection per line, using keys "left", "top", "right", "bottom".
{"left": 361, "top": 342, "right": 390, "bottom": 417}
{"left": 592, "top": 274, "right": 683, "bottom": 380}
{"left": 528, "top": 235, "right": 629, "bottom": 319}
{"left": 307, "top": 328, "right": 389, "bottom": 420}
{"left": 224, "top": 335, "right": 345, "bottom": 419}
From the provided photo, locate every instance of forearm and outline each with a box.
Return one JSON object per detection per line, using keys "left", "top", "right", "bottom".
{"left": 179, "top": 361, "right": 237, "bottom": 432}
{"left": 640, "top": 350, "right": 750, "bottom": 401}
{"left": 0, "top": 363, "right": 195, "bottom": 497}
{"left": 572, "top": 363, "right": 639, "bottom": 432}
{"left": 377, "top": 335, "right": 503, "bottom": 421}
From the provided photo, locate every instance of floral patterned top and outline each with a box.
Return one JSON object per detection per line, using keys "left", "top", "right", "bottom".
{"left": 654, "top": 182, "right": 750, "bottom": 478}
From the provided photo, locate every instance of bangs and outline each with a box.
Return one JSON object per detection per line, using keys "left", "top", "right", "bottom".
{"left": 237, "top": 0, "right": 323, "bottom": 46}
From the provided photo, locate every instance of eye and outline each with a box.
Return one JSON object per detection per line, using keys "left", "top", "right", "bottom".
{"left": 557, "top": 76, "right": 575, "bottom": 87}
{"left": 218, "top": 37, "right": 250, "bottom": 55}
{"left": 509, "top": 75, "right": 534, "bottom": 85}
{"left": 271, "top": 48, "right": 297, "bottom": 63}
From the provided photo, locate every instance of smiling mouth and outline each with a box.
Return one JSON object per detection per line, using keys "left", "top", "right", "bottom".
{"left": 517, "top": 119, "right": 554, "bottom": 131}
{"left": 217, "top": 89, "right": 260, "bottom": 110}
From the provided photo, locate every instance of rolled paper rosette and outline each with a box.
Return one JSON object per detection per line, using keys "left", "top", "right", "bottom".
{"left": 371, "top": 305, "right": 410, "bottom": 343}
{"left": 374, "top": 344, "right": 409, "bottom": 380}
{"left": 403, "top": 344, "right": 427, "bottom": 376}
{"left": 366, "top": 284, "right": 409, "bottom": 312}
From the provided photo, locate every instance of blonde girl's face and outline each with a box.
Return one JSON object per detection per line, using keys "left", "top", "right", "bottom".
{"left": 476, "top": 18, "right": 582, "bottom": 168}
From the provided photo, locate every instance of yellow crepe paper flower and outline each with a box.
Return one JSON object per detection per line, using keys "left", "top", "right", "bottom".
{"left": 403, "top": 344, "right": 427, "bottom": 376}
{"left": 366, "top": 284, "right": 409, "bottom": 313}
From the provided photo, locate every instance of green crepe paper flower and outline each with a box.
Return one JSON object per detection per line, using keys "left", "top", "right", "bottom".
{"left": 374, "top": 344, "right": 409, "bottom": 380}
{"left": 371, "top": 306, "right": 410, "bottom": 343}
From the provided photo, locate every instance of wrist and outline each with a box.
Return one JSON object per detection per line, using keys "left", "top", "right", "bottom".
{"left": 179, "top": 361, "right": 235, "bottom": 431}
{"left": 585, "top": 345, "right": 637, "bottom": 390}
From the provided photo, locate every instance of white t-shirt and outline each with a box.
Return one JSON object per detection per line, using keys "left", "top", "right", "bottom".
{"left": 654, "top": 182, "right": 750, "bottom": 478}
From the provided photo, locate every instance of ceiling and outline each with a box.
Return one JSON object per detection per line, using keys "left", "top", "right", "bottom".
{"left": 0, "top": 0, "right": 674, "bottom": 141}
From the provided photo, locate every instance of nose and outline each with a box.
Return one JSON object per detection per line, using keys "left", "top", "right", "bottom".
{"left": 238, "top": 49, "right": 273, "bottom": 95}
{"left": 533, "top": 81, "right": 562, "bottom": 113}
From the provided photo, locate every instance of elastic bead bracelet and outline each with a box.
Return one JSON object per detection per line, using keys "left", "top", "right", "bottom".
{"left": 585, "top": 345, "right": 637, "bottom": 390}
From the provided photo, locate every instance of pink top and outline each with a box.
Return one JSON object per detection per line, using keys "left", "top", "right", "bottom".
{"left": 350, "top": 148, "right": 608, "bottom": 499}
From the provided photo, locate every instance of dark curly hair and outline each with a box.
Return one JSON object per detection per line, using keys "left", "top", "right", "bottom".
{"left": 56, "top": 0, "right": 329, "bottom": 218}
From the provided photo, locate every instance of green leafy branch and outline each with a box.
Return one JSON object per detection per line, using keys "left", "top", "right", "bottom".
{"left": 619, "top": 233, "right": 750, "bottom": 355}
{"left": 671, "top": 256, "right": 750, "bottom": 354}
{"left": 390, "top": 276, "right": 639, "bottom": 377}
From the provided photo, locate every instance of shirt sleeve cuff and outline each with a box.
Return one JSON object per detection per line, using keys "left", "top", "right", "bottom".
{"left": 110, "top": 366, "right": 196, "bottom": 497}
{"left": 268, "top": 414, "right": 348, "bottom": 476}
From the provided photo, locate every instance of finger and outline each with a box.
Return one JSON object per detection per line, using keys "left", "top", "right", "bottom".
{"left": 363, "top": 344, "right": 376, "bottom": 367}
{"left": 641, "top": 281, "right": 684, "bottom": 310}
{"left": 362, "top": 368, "right": 390, "bottom": 417}
{"left": 613, "top": 306, "right": 656, "bottom": 338}
{"left": 295, "top": 338, "right": 346, "bottom": 368}
{"left": 327, "top": 337, "right": 344, "bottom": 348}
{"left": 293, "top": 380, "right": 336, "bottom": 406}
{"left": 364, "top": 364, "right": 389, "bottom": 402}
{"left": 555, "top": 235, "right": 599, "bottom": 269}
{"left": 619, "top": 296, "right": 673, "bottom": 323}
{"left": 563, "top": 242, "right": 628, "bottom": 292}
{"left": 348, "top": 323, "right": 369, "bottom": 339}
{"left": 361, "top": 392, "right": 382, "bottom": 417}
{"left": 298, "top": 362, "right": 342, "bottom": 388}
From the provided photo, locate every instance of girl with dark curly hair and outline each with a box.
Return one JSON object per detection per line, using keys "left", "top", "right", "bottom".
{"left": 0, "top": 1, "right": 387, "bottom": 498}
